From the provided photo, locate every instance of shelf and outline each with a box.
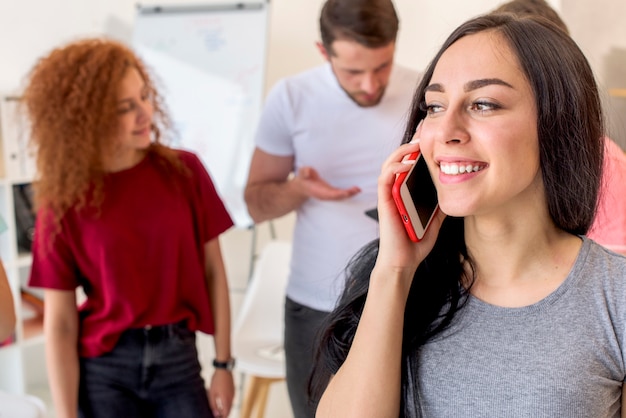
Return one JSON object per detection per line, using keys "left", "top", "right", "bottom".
{"left": 22, "top": 314, "right": 43, "bottom": 340}
{"left": 21, "top": 288, "right": 44, "bottom": 342}
{"left": 0, "top": 177, "right": 34, "bottom": 186}
{"left": 21, "top": 332, "right": 45, "bottom": 348}
{"left": 16, "top": 253, "right": 32, "bottom": 268}
{"left": 0, "top": 95, "right": 38, "bottom": 394}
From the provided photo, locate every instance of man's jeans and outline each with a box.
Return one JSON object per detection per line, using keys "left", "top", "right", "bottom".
{"left": 284, "top": 297, "right": 329, "bottom": 418}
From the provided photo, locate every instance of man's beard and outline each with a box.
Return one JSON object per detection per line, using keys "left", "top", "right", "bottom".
{"left": 343, "top": 86, "right": 386, "bottom": 107}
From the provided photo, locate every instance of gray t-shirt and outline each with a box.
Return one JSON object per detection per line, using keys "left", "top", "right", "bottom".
{"left": 417, "top": 237, "right": 626, "bottom": 417}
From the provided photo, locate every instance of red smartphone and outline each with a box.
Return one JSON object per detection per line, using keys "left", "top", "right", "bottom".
{"left": 392, "top": 151, "right": 439, "bottom": 242}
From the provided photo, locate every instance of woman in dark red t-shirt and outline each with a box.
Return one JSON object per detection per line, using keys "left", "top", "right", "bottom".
{"left": 23, "top": 38, "right": 235, "bottom": 418}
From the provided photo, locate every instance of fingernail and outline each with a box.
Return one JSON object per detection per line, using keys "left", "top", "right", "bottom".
{"left": 409, "top": 138, "right": 420, "bottom": 144}
{"left": 402, "top": 160, "right": 417, "bottom": 165}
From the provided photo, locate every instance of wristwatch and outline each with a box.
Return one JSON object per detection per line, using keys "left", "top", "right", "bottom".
{"left": 213, "top": 358, "right": 236, "bottom": 371}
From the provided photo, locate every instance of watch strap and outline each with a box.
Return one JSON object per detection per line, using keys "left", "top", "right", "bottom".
{"left": 213, "top": 358, "right": 236, "bottom": 371}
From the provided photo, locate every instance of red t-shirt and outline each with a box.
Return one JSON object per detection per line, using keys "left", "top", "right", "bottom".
{"left": 29, "top": 150, "right": 233, "bottom": 357}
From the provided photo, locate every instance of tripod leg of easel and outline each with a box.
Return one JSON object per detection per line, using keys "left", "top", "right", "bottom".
{"left": 268, "top": 219, "right": 276, "bottom": 240}
{"left": 247, "top": 220, "right": 277, "bottom": 281}
{"left": 248, "top": 224, "right": 258, "bottom": 281}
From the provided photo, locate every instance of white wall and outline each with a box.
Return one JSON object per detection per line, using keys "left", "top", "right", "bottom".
{"left": 563, "top": 0, "right": 626, "bottom": 149}
{"left": 0, "top": 0, "right": 520, "bottom": 95}
{"left": 1, "top": 0, "right": 624, "bottom": 147}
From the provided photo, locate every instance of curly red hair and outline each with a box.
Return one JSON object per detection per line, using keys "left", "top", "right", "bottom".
{"left": 22, "top": 38, "right": 184, "bottom": 236}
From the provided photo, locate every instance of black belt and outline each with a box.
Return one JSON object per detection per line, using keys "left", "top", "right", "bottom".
{"left": 126, "top": 320, "right": 187, "bottom": 342}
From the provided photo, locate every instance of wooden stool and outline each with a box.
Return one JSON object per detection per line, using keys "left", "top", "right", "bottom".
{"left": 239, "top": 375, "right": 285, "bottom": 418}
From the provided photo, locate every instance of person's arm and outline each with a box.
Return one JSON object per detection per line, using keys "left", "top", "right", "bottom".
{"left": 317, "top": 268, "right": 412, "bottom": 417}
{"left": 588, "top": 137, "right": 626, "bottom": 246}
{"left": 44, "top": 288, "right": 79, "bottom": 418}
{"left": 204, "top": 237, "right": 235, "bottom": 418}
{"left": 244, "top": 148, "right": 304, "bottom": 223}
{"left": 316, "top": 138, "right": 445, "bottom": 417}
{"left": 244, "top": 148, "right": 362, "bottom": 223}
{"left": 0, "top": 261, "right": 16, "bottom": 342}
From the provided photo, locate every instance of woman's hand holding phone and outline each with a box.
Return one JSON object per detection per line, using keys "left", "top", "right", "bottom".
{"left": 373, "top": 123, "right": 446, "bottom": 287}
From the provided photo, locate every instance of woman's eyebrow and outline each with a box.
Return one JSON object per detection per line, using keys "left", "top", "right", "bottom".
{"left": 425, "top": 83, "right": 444, "bottom": 93}
{"left": 425, "top": 78, "right": 514, "bottom": 94}
{"left": 464, "top": 78, "right": 514, "bottom": 91}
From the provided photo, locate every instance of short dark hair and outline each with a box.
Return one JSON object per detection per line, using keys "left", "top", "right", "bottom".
{"left": 493, "top": 0, "right": 569, "bottom": 34}
{"left": 319, "top": 0, "right": 398, "bottom": 54}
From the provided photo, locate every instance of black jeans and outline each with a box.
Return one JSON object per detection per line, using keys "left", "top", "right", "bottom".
{"left": 284, "top": 297, "right": 329, "bottom": 418}
{"left": 78, "top": 322, "right": 213, "bottom": 418}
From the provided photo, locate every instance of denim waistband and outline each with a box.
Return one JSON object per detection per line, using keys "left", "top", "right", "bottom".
{"left": 124, "top": 320, "right": 188, "bottom": 342}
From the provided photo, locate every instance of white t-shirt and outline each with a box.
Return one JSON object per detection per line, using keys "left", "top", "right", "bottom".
{"left": 254, "top": 63, "right": 420, "bottom": 311}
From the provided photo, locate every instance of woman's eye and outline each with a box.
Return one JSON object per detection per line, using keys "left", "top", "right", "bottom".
{"left": 117, "top": 103, "right": 135, "bottom": 114}
{"left": 470, "top": 101, "right": 499, "bottom": 113}
{"left": 420, "top": 101, "right": 444, "bottom": 115}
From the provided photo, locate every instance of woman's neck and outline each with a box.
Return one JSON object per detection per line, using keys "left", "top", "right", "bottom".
{"left": 464, "top": 213, "right": 582, "bottom": 308}
{"left": 104, "top": 148, "right": 148, "bottom": 173}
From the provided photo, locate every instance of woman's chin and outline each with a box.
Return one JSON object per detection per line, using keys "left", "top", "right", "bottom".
{"left": 437, "top": 200, "right": 473, "bottom": 218}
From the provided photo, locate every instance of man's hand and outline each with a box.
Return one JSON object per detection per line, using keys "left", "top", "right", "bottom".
{"left": 297, "top": 166, "right": 361, "bottom": 200}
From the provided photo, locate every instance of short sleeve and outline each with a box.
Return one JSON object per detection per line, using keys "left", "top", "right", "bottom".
{"left": 588, "top": 138, "right": 626, "bottom": 246}
{"left": 29, "top": 211, "right": 80, "bottom": 290}
{"left": 254, "top": 79, "right": 295, "bottom": 157}
{"left": 180, "top": 151, "right": 234, "bottom": 243}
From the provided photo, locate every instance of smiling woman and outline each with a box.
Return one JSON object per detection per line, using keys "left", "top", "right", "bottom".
{"left": 21, "top": 39, "right": 236, "bottom": 418}
{"left": 310, "top": 13, "right": 626, "bottom": 418}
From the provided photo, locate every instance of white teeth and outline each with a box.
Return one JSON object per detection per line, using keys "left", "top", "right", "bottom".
{"left": 440, "top": 163, "right": 484, "bottom": 175}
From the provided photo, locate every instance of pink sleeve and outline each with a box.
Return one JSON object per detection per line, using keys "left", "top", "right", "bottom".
{"left": 588, "top": 138, "right": 626, "bottom": 246}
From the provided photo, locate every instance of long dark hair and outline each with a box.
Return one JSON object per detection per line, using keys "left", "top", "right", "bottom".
{"left": 311, "top": 13, "right": 604, "bottom": 417}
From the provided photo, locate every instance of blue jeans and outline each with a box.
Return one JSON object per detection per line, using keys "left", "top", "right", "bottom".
{"left": 78, "top": 322, "right": 213, "bottom": 418}
{"left": 284, "top": 297, "right": 329, "bottom": 418}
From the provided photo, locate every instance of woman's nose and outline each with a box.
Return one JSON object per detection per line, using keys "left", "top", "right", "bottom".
{"left": 434, "top": 109, "right": 470, "bottom": 145}
{"left": 136, "top": 102, "right": 152, "bottom": 122}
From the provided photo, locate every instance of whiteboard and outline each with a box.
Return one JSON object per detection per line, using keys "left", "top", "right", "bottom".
{"left": 133, "top": 2, "right": 269, "bottom": 228}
